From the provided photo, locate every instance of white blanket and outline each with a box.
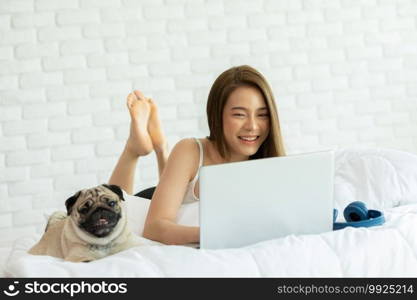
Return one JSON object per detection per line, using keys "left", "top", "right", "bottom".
{"left": 4, "top": 148, "right": 417, "bottom": 277}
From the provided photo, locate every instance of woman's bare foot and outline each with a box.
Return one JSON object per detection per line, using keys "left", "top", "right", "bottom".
{"left": 125, "top": 90, "right": 154, "bottom": 156}
{"left": 147, "top": 98, "right": 168, "bottom": 154}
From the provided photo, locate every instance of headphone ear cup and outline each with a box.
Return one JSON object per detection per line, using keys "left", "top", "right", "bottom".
{"left": 333, "top": 201, "right": 385, "bottom": 230}
{"left": 343, "top": 201, "right": 368, "bottom": 222}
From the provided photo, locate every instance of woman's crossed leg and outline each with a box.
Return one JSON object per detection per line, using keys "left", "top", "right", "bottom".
{"left": 108, "top": 90, "right": 169, "bottom": 195}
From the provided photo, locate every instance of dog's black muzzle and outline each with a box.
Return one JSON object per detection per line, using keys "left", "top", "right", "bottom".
{"left": 81, "top": 207, "right": 121, "bottom": 238}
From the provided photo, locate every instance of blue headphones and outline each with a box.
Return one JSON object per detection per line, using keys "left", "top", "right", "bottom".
{"left": 333, "top": 201, "right": 385, "bottom": 230}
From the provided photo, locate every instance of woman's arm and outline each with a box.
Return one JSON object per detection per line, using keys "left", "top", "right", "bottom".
{"left": 143, "top": 138, "right": 200, "bottom": 245}
{"left": 144, "top": 219, "right": 199, "bottom": 245}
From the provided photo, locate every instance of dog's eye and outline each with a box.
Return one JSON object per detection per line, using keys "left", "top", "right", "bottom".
{"left": 108, "top": 201, "right": 116, "bottom": 207}
{"left": 79, "top": 207, "right": 89, "bottom": 214}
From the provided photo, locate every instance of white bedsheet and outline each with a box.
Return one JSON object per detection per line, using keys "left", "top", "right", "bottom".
{"left": 4, "top": 148, "right": 417, "bottom": 277}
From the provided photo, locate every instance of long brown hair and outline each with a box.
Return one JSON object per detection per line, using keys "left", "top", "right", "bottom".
{"left": 206, "top": 65, "right": 286, "bottom": 160}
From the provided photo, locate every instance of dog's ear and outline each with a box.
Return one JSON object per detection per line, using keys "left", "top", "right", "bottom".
{"left": 103, "top": 184, "right": 125, "bottom": 201}
{"left": 65, "top": 191, "right": 81, "bottom": 215}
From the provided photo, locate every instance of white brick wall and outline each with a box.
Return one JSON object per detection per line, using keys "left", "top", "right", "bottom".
{"left": 1, "top": 0, "right": 417, "bottom": 246}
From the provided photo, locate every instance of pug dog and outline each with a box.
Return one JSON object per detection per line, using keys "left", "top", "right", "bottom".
{"left": 28, "top": 184, "right": 143, "bottom": 262}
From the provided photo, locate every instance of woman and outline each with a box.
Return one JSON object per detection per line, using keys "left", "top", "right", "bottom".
{"left": 109, "top": 65, "right": 286, "bottom": 245}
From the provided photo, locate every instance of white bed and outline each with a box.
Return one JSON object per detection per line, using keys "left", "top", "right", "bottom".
{"left": 3, "top": 148, "right": 417, "bottom": 277}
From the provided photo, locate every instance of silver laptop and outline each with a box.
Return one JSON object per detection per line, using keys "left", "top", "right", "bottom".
{"left": 199, "top": 150, "right": 334, "bottom": 249}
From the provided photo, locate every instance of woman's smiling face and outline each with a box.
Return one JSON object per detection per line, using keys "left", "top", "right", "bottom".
{"left": 222, "top": 85, "right": 270, "bottom": 161}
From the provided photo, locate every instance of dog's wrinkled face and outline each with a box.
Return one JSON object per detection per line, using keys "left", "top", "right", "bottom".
{"left": 65, "top": 184, "right": 125, "bottom": 238}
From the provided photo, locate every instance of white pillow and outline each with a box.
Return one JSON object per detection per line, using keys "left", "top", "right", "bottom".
{"left": 333, "top": 147, "right": 417, "bottom": 219}
{"left": 124, "top": 191, "right": 199, "bottom": 236}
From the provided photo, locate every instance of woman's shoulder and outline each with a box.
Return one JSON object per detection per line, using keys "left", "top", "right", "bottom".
{"left": 175, "top": 137, "right": 219, "bottom": 165}
{"left": 169, "top": 138, "right": 205, "bottom": 163}
{"left": 172, "top": 137, "right": 201, "bottom": 152}
{"left": 168, "top": 138, "right": 202, "bottom": 179}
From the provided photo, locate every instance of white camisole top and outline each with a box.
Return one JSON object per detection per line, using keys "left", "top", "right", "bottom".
{"left": 182, "top": 138, "right": 203, "bottom": 204}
